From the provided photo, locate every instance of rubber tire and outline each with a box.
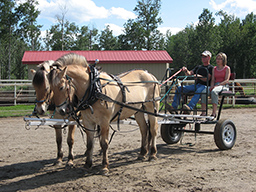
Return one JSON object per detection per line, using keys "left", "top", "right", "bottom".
{"left": 214, "top": 119, "right": 236, "bottom": 150}
{"left": 160, "top": 124, "right": 183, "bottom": 144}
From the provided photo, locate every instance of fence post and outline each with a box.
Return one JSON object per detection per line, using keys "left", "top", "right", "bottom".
{"left": 14, "top": 83, "right": 17, "bottom": 106}
{"left": 232, "top": 81, "right": 235, "bottom": 106}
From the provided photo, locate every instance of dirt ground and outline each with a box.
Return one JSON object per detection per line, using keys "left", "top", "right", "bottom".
{"left": 0, "top": 108, "right": 256, "bottom": 192}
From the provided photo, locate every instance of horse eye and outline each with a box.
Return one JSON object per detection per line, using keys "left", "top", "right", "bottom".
{"left": 59, "top": 86, "right": 64, "bottom": 91}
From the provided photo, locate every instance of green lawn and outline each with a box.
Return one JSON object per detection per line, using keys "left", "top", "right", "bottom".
{"left": 1, "top": 103, "right": 256, "bottom": 118}
{"left": 0, "top": 105, "right": 35, "bottom": 117}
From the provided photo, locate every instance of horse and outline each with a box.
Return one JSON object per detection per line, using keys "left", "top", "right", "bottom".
{"left": 30, "top": 60, "right": 78, "bottom": 167}
{"left": 48, "top": 53, "right": 160, "bottom": 174}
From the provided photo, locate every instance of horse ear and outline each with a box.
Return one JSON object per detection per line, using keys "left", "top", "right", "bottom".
{"left": 30, "top": 69, "right": 36, "bottom": 76}
{"left": 59, "top": 66, "right": 67, "bottom": 78}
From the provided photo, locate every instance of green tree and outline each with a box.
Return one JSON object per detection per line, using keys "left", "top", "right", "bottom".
{"left": 134, "top": 0, "right": 163, "bottom": 50}
{"left": 216, "top": 10, "right": 241, "bottom": 74}
{"left": 16, "top": 0, "right": 42, "bottom": 51}
{"left": 165, "top": 26, "right": 195, "bottom": 70}
{"left": 165, "top": 9, "right": 222, "bottom": 72}
{"left": 120, "top": 0, "right": 164, "bottom": 50}
{"left": 192, "top": 9, "right": 221, "bottom": 65}
{"left": 118, "top": 19, "right": 145, "bottom": 50}
{"left": 0, "top": 0, "right": 20, "bottom": 79}
{"left": 99, "top": 25, "right": 118, "bottom": 50}
{"left": 44, "top": 20, "right": 79, "bottom": 50}
{"left": 44, "top": 5, "right": 79, "bottom": 51}
{"left": 239, "top": 13, "right": 256, "bottom": 78}
{"left": 76, "top": 26, "right": 99, "bottom": 50}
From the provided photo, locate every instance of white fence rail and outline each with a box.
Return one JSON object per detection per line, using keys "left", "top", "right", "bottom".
{"left": 0, "top": 80, "right": 35, "bottom": 106}
{"left": 0, "top": 79, "right": 256, "bottom": 106}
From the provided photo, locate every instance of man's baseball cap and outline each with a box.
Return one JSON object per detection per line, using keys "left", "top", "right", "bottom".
{"left": 201, "top": 50, "right": 212, "bottom": 57}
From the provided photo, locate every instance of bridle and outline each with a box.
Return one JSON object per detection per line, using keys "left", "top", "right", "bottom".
{"left": 33, "top": 70, "right": 53, "bottom": 116}
{"left": 55, "top": 74, "right": 77, "bottom": 110}
{"left": 53, "top": 65, "right": 100, "bottom": 132}
{"left": 35, "top": 87, "right": 52, "bottom": 105}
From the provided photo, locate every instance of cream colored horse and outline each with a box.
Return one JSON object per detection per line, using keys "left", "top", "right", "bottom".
{"left": 31, "top": 60, "right": 77, "bottom": 167}
{"left": 48, "top": 53, "right": 160, "bottom": 174}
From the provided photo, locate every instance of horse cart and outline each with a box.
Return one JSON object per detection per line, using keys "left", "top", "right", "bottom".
{"left": 24, "top": 63, "right": 237, "bottom": 151}
{"left": 158, "top": 68, "right": 236, "bottom": 150}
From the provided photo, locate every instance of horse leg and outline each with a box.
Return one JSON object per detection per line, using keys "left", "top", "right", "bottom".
{"left": 99, "top": 124, "right": 110, "bottom": 174}
{"left": 66, "top": 125, "right": 76, "bottom": 168}
{"left": 147, "top": 114, "right": 158, "bottom": 161}
{"left": 84, "top": 131, "right": 95, "bottom": 169}
{"left": 135, "top": 112, "right": 149, "bottom": 160}
{"left": 54, "top": 126, "right": 63, "bottom": 165}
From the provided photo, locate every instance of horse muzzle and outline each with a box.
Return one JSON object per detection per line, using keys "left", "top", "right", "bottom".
{"left": 56, "top": 102, "right": 72, "bottom": 116}
{"left": 36, "top": 103, "right": 48, "bottom": 115}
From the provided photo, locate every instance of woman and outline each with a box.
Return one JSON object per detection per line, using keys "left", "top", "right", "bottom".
{"left": 201, "top": 52, "right": 230, "bottom": 118}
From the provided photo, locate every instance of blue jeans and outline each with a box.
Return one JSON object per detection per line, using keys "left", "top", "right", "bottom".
{"left": 172, "top": 83, "right": 206, "bottom": 110}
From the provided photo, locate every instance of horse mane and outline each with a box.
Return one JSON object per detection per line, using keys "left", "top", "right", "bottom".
{"left": 53, "top": 53, "right": 89, "bottom": 68}
{"left": 37, "top": 60, "right": 54, "bottom": 71}
{"left": 33, "top": 69, "right": 45, "bottom": 86}
{"left": 48, "top": 68, "right": 60, "bottom": 87}
{"left": 32, "top": 60, "right": 54, "bottom": 86}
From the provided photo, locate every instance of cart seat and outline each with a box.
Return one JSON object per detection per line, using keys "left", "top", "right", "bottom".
{"left": 219, "top": 90, "right": 235, "bottom": 96}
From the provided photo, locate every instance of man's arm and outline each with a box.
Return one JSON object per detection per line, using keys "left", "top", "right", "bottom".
{"left": 182, "top": 66, "right": 194, "bottom": 76}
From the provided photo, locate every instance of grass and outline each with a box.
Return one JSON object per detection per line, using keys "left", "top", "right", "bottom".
{"left": 0, "top": 105, "right": 35, "bottom": 117}
{"left": 1, "top": 103, "right": 256, "bottom": 118}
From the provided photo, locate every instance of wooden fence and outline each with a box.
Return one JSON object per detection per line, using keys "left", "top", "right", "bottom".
{"left": 0, "top": 80, "right": 35, "bottom": 106}
{"left": 0, "top": 79, "right": 256, "bottom": 106}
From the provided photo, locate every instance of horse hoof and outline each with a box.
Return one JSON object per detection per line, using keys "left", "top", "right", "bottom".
{"left": 137, "top": 155, "right": 147, "bottom": 161}
{"left": 101, "top": 168, "right": 109, "bottom": 176}
{"left": 149, "top": 156, "right": 157, "bottom": 161}
{"left": 84, "top": 163, "right": 92, "bottom": 170}
{"left": 53, "top": 161, "right": 62, "bottom": 166}
{"left": 65, "top": 163, "right": 74, "bottom": 169}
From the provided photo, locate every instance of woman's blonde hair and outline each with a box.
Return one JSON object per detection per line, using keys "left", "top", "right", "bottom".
{"left": 217, "top": 52, "right": 227, "bottom": 66}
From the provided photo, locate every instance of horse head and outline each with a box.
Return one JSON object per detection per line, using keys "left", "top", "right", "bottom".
{"left": 31, "top": 60, "right": 54, "bottom": 115}
{"left": 48, "top": 66, "right": 78, "bottom": 116}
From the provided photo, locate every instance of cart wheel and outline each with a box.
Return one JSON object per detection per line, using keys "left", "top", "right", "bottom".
{"left": 160, "top": 124, "right": 183, "bottom": 144}
{"left": 214, "top": 119, "right": 236, "bottom": 150}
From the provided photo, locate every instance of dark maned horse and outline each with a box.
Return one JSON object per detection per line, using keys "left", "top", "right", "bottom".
{"left": 31, "top": 60, "right": 78, "bottom": 167}
{"left": 48, "top": 53, "right": 160, "bottom": 174}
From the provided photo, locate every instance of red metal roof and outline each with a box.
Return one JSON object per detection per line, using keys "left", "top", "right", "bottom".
{"left": 22, "top": 50, "right": 173, "bottom": 65}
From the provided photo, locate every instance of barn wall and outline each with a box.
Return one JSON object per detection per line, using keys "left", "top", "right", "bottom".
{"left": 27, "top": 62, "right": 169, "bottom": 80}
{"left": 97, "top": 63, "right": 168, "bottom": 80}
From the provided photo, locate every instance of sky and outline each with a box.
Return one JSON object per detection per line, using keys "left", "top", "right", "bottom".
{"left": 34, "top": 0, "right": 256, "bottom": 37}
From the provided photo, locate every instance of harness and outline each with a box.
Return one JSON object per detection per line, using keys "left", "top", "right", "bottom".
{"left": 108, "top": 74, "right": 128, "bottom": 130}
{"left": 70, "top": 65, "right": 128, "bottom": 132}
{"left": 64, "top": 66, "right": 161, "bottom": 137}
{"left": 74, "top": 64, "right": 102, "bottom": 114}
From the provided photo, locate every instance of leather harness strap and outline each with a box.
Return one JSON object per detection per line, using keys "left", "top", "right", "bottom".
{"left": 108, "top": 74, "right": 127, "bottom": 130}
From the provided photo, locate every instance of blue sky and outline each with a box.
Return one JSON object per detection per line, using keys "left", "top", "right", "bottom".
{"left": 35, "top": 0, "right": 256, "bottom": 37}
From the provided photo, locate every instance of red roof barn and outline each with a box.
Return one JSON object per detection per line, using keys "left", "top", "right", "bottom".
{"left": 22, "top": 50, "right": 173, "bottom": 80}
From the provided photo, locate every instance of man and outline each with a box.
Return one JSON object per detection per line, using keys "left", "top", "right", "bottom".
{"left": 167, "top": 50, "right": 214, "bottom": 114}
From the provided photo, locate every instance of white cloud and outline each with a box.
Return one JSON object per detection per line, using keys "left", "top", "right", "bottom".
{"left": 37, "top": 0, "right": 135, "bottom": 24}
{"left": 210, "top": 0, "right": 256, "bottom": 17}
{"left": 110, "top": 7, "right": 136, "bottom": 20}
{"left": 105, "top": 23, "right": 124, "bottom": 36}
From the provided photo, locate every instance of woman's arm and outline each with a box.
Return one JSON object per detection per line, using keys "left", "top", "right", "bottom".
{"left": 219, "top": 66, "right": 231, "bottom": 85}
